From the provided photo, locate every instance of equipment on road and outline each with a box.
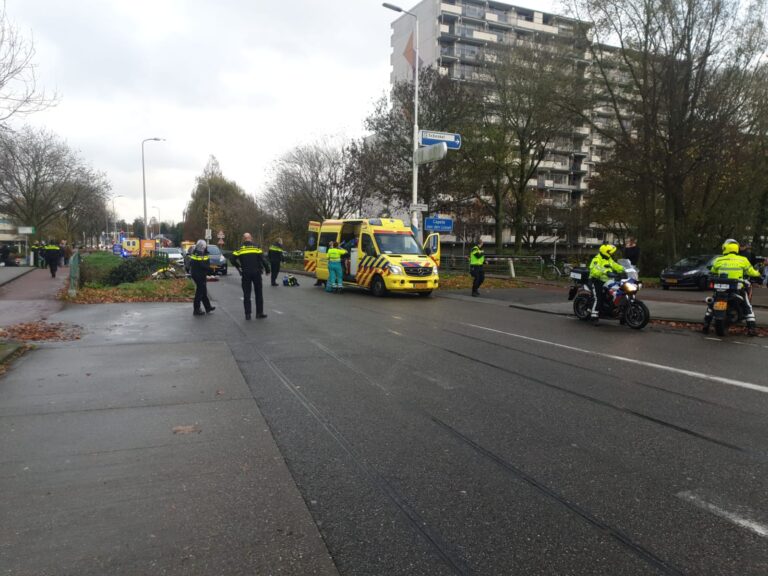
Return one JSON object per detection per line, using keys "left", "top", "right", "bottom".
{"left": 569, "top": 259, "right": 650, "bottom": 329}
{"left": 304, "top": 218, "right": 440, "bottom": 297}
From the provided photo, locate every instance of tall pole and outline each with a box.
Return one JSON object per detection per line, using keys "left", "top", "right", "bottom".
{"left": 383, "top": 3, "right": 420, "bottom": 242}
{"left": 111, "top": 194, "right": 124, "bottom": 244}
{"left": 206, "top": 178, "right": 212, "bottom": 241}
{"left": 141, "top": 137, "right": 164, "bottom": 240}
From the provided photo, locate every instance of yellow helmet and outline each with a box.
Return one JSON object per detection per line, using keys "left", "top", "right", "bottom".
{"left": 722, "top": 239, "right": 739, "bottom": 255}
{"left": 599, "top": 244, "right": 617, "bottom": 258}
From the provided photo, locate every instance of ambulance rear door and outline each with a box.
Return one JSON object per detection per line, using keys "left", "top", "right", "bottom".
{"left": 424, "top": 233, "right": 440, "bottom": 267}
{"left": 305, "top": 221, "right": 320, "bottom": 276}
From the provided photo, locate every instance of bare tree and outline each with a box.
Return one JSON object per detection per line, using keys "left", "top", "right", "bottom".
{"left": 462, "top": 37, "right": 589, "bottom": 253}
{"left": 0, "top": 4, "right": 56, "bottom": 122}
{"left": 566, "top": 0, "right": 767, "bottom": 267}
{"left": 263, "top": 139, "right": 365, "bottom": 239}
{"left": 0, "top": 126, "right": 102, "bottom": 237}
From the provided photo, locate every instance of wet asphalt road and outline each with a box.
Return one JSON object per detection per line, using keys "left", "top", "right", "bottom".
{"left": 65, "top": 277, "right": 768, "bottom": 574}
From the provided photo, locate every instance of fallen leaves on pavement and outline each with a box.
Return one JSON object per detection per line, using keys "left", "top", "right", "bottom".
{"left": 63, "top": 278, "right": 195, "bottom": 304}
{"left": 0, "top": 322, "right": 82, "bottom": 342}
{"left": 438, "top": 275, "right": 524, "bottom": 290}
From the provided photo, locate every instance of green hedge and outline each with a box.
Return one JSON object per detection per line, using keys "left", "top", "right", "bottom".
{"left": 80, "top": 253, "right": 170, "bottom": 287}
{"left": 105, "top": 256, "right": 168, "bottom": 286}
{"left": 80, "top": 252, "right": 123, "bottom": 286}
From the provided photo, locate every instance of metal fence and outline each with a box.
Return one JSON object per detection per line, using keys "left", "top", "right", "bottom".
{"left": 281, "top": 252, "right": 548, "bottom": 279}
{"left": 68, "top": 251, "right": 80, "bottom": 296}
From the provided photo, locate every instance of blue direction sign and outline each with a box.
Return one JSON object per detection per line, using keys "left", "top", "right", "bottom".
{"left": 419, "top": 130, "right": 462, "bottom": 150}
{"left": 424, "top": 217, "right": 454, "bottom": 232}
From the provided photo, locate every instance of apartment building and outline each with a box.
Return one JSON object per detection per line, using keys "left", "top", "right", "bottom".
{"left": 388, "top": 0, "right": 612, "bottom": 248}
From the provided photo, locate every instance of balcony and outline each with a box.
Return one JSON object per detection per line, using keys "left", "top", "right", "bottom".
{"left": 440, "top": 3, "right": 462, "bottom": 16}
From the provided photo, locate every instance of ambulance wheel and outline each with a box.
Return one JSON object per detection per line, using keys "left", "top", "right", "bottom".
{"left": 371, "top": 275, "right": 387, "bottom": 297}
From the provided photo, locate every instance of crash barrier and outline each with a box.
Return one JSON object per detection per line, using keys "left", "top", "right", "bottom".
{"left": 68, "top": 251, "right": 80, "bottom": 297}
{"left": 439, "top": 255, "right": 547, "bottom": 278}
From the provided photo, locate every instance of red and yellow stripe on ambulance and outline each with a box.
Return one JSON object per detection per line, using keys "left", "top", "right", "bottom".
{"left": 306, "top": 218, "right": 439, "bottom": 295}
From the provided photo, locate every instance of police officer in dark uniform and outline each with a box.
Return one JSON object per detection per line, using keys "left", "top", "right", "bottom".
{"left": 189, "top": 239, "right": 216, "bottom": 316}
{"left": 43, "top": 240, "right": 62, "bottom": 278}
{"left": 231, "top": 232, "right": 270, "bottom": 320}
{"left": 268, "top": 237, "right": 284, "bottom": 286}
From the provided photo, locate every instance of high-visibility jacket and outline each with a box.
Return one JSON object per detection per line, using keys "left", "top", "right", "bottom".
{"left": 43, "top": 244, "right": 61, "bottom": 262}
{"left": 327, "top": 247, "right": 347, "bottom": 262}
{"left": 470, "top": 245, "right": 485, "bottom": 266}
{"left": 589, "top": 253, "right": 624, "bottom": 282}
{"left": 231, "top": 242, "right": 270, "bottom": 276}
{"left": 268, "top": 243, "right": 284, "bottom": 263}
{"left": 189, "top": 252, "right": 210, "bottom": 278}
{"left": 710, "top": 253, "right": 761, "bottom": 280}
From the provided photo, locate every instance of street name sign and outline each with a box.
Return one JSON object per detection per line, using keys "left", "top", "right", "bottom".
{"left": 410, "top": 203, "right": 428, "bottom": 212}
{"left": 18, "top": 226, "right": 35, "bottom": 234}
{"left": 419, "top": 130, "right": 462, "bottom": 150}
{"left": 424, "top": 218, "right": 453, "bottom": 233}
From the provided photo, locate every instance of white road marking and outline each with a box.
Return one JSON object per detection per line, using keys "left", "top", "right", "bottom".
{"left": 392, "top": 315, "right": 403, "bottom": 320}
{"left": 272, "top": 310, "right": 284, "bottom": 315}
{"left": 387, "top": 329, "right": 402, "bottom": 336}
{"left": 465, "top": 324, "right": 768, "bottom": 394}
{"left": 677, "top": 491, "right": 768, "bottom": 537}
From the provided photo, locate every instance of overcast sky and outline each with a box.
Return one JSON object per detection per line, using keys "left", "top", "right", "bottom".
{"left": 9, "top": 0, "right": 557, "bottom": 226}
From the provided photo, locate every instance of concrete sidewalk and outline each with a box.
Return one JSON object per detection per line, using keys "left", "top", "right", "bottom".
{"left": 0, "top": 268, "right": 67, "bottom": 327}
{"left": 0, "top": 266, "right": 34, "bottom": 287}
{"left": 0, "top": 271, "right": 341, "bottom": 574}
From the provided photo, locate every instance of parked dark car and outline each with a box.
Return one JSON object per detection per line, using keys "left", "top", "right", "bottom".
{"left": 659, "top": 254, "right": 717, "bottom": 290}
{"left": 184, "top": 244, "right": 228, "bottom": 276}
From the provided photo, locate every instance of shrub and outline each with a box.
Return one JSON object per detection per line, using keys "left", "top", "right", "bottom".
{"left": 80, "top": 252, "right": 123, "bottom": 286}
{"left": 105, "top": 256, "right": 167, "bottom": 286}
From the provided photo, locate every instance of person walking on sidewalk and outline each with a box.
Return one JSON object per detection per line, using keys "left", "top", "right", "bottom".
{"left": 268, "top": 238, "right": 284, "bottom": 286}
{"left": 470, "top": 239, "right": 485, "bottom": 297}
{"left": 325, "top": 241, "right": 346, "bottom": 293}
{"left": 43, "top": 241, "right": 62, "bottom": 278}
{"left": 189, "top": 240, "right": 215, "bottom": 316}
{"left": 231, "top": 233, "right": 270, "bottom": 320}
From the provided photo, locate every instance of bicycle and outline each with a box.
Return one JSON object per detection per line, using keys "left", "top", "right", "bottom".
{"left": 542, "top": 258, "right": 573, "bottom": 280}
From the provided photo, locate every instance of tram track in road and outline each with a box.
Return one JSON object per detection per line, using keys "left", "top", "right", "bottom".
{"left": 215, "top": 294, "right": 471, "bottom": 576}
{"left": 305, "top": 319, "right": 692, "bottom": 576}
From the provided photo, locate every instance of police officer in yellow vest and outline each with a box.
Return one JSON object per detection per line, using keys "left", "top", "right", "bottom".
{"left": 231, "top": 232, "right": 270, "bottom": 320}
{"left": 588, "top": 244, "right": 625, "bottom": 324}
{"left": 43, "top": 241, "right": 62, "bottom": 278}
{"left": 268, "top": 238, "right": 284, "bottom": 287}
{"left": 189, "top": 239, "right": 215, "bottom": 316}
{"left": 704, "top": 238, "right": 762, "bottom": 336}
{"left": 326, "top": 241, "right": 346, "bottom": 293}
{"left": 470, "top": 239, "right": 485, "bottom": 297}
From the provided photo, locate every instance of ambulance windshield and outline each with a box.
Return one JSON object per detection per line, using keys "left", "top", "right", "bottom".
{"left": 374, "top": 233, "right": 422, "bottom": 255}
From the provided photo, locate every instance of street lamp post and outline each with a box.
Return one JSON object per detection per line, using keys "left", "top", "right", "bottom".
{"left": 383, "top": 2, "right": 420, "bottom": 242}
{"left": 142, "top": 137, "right": 164, "bottom": 240}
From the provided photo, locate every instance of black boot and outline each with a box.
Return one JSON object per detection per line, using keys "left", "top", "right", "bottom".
{"left": 747, "top": 321, "right": 757, "bottom": 337}
{"left": 702, "top": 319, "right": 711, "bottom": 334}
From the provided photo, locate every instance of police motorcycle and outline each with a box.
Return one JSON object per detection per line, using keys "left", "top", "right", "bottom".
{"left": 568, "top": 259, "right": 650, "bottom": 329}
{"left": 705, "top": 277, "right": 750, "bottom": 337}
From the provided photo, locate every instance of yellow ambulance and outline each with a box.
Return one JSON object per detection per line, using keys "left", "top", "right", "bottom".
{"left": 304, "top": 218, "right": 440, "bottom": 296}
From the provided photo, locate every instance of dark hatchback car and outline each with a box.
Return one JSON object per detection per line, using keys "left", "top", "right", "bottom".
{"left": 659, "top": 254, "right": 717, "bottom": 290}
{"left": 184, "top": 245, "right": 228, "bottom": 276}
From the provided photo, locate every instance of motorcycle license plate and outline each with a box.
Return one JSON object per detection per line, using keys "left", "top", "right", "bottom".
{"left": 713, "top": 283, "right": 731, "bottom": 290}
{"left": 570, "top": 271, "right": 582, "bottom": 280}
{"left": 713, "top": 301, "right": 728, "bottom": 310}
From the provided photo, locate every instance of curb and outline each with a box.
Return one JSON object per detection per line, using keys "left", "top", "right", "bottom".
{"left": 0, "top": 341, "right": 23, "bottom": 363}
{"left": 0, "top": 267, "right": 35, "bottom": 288}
